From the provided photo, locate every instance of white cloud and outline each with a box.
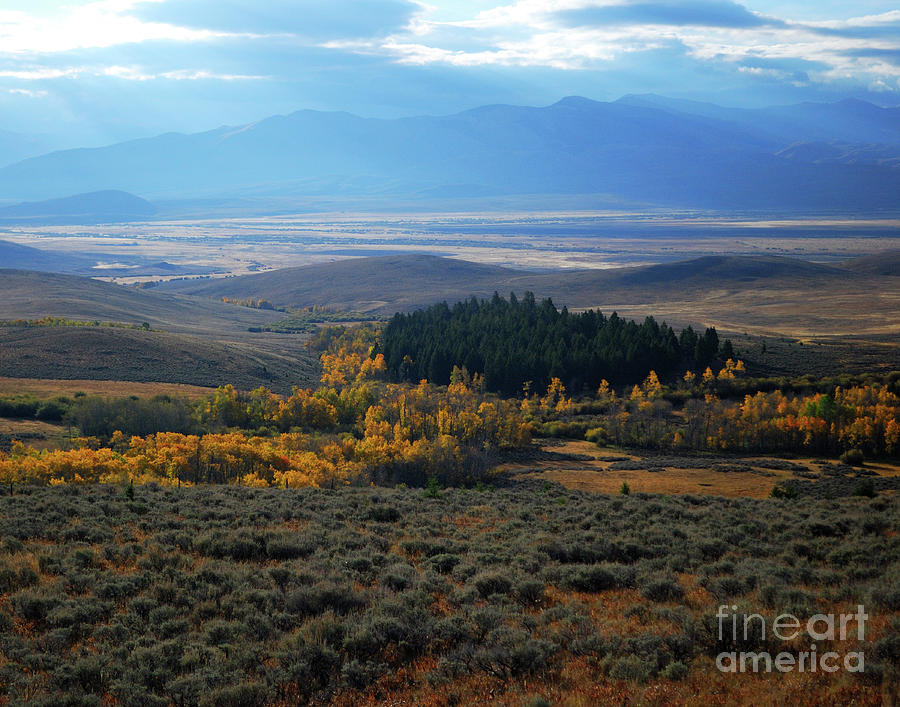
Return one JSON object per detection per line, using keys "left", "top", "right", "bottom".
{"left": 7, "top": 87, "right": 49, "bottom": 97}
{"left": 0, "top": 0, "right": 231, "bottom": 55}
{"left": 347, "top": 1, "right": 900, "bottom": 95}
{"left": 0, "top": 65, "right": 264, "bottom": 82}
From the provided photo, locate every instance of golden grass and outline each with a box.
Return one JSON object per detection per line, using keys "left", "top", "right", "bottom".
{"left": 0, "top": 417, "right": 70, "bottom": 450}
{"left": 0, "top": 377, "right": 215, "bottom": 399}
{"left": 509, "top": 440, "right": 900, "bottom": 499}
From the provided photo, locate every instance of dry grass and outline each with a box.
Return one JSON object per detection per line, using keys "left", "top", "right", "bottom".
{"left": 510, "top": 440, "right": 900, "bottom": 499}
{"left": 0, "top": 417, "right": 70, "bottom": 450}
{"left": 0, "top": 376, "right": 216, "bottom": 399}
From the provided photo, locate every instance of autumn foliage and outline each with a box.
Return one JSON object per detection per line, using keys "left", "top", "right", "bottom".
{"left": 0, "top": 347, "right": 530, "bottom": 489}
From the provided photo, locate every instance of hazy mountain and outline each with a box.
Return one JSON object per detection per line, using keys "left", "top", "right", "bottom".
{"left": 0, "top": 129, "right": 58, "bottom": 169}
{"left": 0, "top": 190, "right": 157, "bottom": 225}
{"left": 1, "top": 97, "right": 899, "bottom": 210}
{"left": 617, "top": 95, "right": 900, "bottom": 145}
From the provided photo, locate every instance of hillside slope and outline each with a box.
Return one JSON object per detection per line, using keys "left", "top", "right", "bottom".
{"left": 157, "top": 253, "right": 899, "bottom": 337}
{"left": 157, "top": 253, "right": 854, "bottom": 310}
{"left": 0, "top": 271, "right": 318, "bottom": 390}
{"left": 157, "top": 255, "right": 523, "bottom": 312}
{"left": 0, "top": 240, "right": 97, "bottom": 273}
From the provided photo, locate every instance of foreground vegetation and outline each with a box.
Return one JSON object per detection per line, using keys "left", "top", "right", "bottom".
{"left": 0, "top": 483, "right": 896, "bottom": 705}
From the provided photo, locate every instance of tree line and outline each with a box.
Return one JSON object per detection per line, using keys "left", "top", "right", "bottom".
{"left": 376, "top": 292, "right": 724, "bottom": 395}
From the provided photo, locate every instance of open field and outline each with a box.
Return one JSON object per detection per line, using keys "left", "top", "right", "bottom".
{"left": 507, "top": 441, "right": 900, "bottom": 499}
{"left": 0, "top": 377, "right": 216, "bottom": 399}
{"left": 0, "top": 417, "right": 69, "bottom": 451}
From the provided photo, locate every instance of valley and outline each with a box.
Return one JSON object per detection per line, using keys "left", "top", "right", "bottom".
{"left": 2, "top": 2, "right": 900, "bottom": 702}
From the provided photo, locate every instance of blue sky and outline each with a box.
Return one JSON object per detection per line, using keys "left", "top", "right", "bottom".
{"left": 1, "top": 0, "right": 899, "bottom": 145}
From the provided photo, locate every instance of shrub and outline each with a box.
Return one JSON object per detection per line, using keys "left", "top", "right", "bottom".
{"left": 660, "top": 660, "right": 689, "bottom": 681}
{"left": 367, "top": 505, "right": 401, "bottom": 522}
{"left": 641, "top": 577, "right": 685, "bottom": 603}
{"left": 199, "top": 682, "right": 268, "bottom": 707}
{"left": 605, "top": 654, "right": 656, "bottom": 682}
{"left": 853, "top": 479, "right": 876, "bottom": 498}
{"left": 564, "top": 565, "right": 616, "bottom": 592}
{"left": 473, "top": 572, "right": 513, "bottom": 598}
{"left": 840, "top": 449, "right": 865, "bottom": 466}
{"left": 428, "top": 553, "right": 461, "bottom": 574}
{"left": 516, "top": 579, "right": 546, "bottom": 606}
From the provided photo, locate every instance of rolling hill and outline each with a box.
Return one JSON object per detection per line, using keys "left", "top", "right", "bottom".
{"left": 1, "top": 97, "right": 900, "bottom": 211}
{"left": 0, "top": 190, "right": 157, "bottom": 224}
{"left": 156, "top": 253, "right": 854, "bottom": 310}
{"left": 0, "top": 271, "right": 317, "bottom": 391}
{"left": 156, "top": 255, "right": 522, "bottom": 312}
{"left": 156, "top": 252, "right": 900, "bottom": 338}
{"left": 0, "top": 269, "right": 279, "bottom": 333}
{"left": 841, "top": 250, "right": 900, "bottom": 276}
{"left": 0, "top": 240, "right": 97, "bottom": 273}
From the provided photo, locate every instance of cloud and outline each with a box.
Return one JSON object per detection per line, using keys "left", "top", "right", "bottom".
{"left": 556, "top": 1, "right": 781, "bottom": 29}
{"left": 0, "top": 1, "right": 228, "bottom": 54}
{"left": 129, "top": 0, "right": 420, "bottom": 39}
{"left": 7, "top": 87, "right": 48, "bottom": 97}
{"left": 1, "top": 0, "right": 900, "bottom": 144}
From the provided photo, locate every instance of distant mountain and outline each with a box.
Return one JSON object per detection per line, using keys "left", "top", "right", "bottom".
{"left": 2, "top": 97, "right": 900, "bottom": 211}
{"left": 617, "top": 95, "right": 900, "bottom": 145}
{"left": 0, "top": 190, "right": 157, "bottom": 224}
{"left": 157, "top": 252, "right": 863, "bottom": 314}
{"left": 0, "top": 129, "right": 58, "bottom": 169}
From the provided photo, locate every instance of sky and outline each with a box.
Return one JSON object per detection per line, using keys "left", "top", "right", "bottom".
{"left": 1, "top": 0, "right": 899, "bottom": 146}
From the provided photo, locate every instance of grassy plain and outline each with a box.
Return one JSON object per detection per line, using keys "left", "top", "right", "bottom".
{"left": 2, "top": 210, "right": 899, "bottom": 277}
{"left": 0, "top": 377, "right": 215, "bottom": 399}
{"left": 509, "top": 441, "right": 900, "bottom": 499}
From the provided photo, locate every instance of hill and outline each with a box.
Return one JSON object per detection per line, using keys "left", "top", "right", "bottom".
{"left": 0, "top": 270, "right": 317, "bottom": 391}
{"left": 157, "top": 254, "right": 523, "bottom": 312}
{"left": 0, "top": 190, "right": 157, "bottom": 224}
{"left": 0, "top": 240, "right": 97, "bottom": 273}
{"left": 0, "top": 326, "right": 312, "bottom": 392}
{"left": 158, "top": 253, "right": 899, "bottom": 338}
{"left": 841, "top": 250, "right": 900, "bottom": 276}
{"left": 2, "top": 98, "right": 900, "bottom": 211}
{"left": 0, "top": 269, "right": 277, "bottom": 333}
{"left": 157, "top": 253, "right": 853, "bottom": 310}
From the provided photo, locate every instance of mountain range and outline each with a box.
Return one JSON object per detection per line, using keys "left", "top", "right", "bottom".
{"left": 1, "top": 95, "right": 900, "bottom": 211}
